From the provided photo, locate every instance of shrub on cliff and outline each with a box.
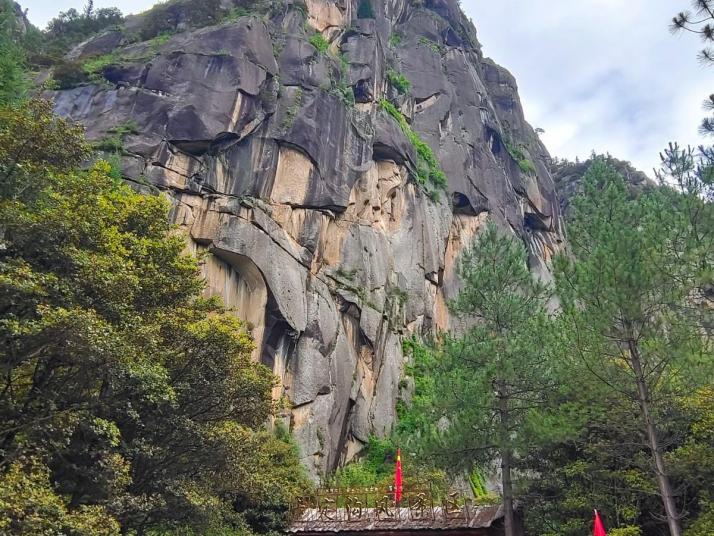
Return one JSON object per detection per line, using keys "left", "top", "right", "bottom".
{"left": 0, "top": 99, "right": 310, "bottom": 535}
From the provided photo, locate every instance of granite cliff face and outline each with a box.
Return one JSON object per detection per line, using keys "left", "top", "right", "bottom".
{"left": 47, "top": 0, "right": 564, "bottom": 479}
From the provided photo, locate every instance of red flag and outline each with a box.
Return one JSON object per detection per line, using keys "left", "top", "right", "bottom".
{"left": 593, "top": 510, "right": 607, "bottom": 536}
{"left": 394, "top": 448, "right": 403, "bottom": 504}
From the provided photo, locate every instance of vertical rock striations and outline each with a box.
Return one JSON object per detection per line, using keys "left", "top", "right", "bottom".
{"left": 47, "top": 0, "right": 564, "bottom": 479}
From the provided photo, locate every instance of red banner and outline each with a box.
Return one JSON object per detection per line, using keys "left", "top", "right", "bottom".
{"left": 394, "top": 448, "right": 403, "bottom": 504}
{"left": 593, "top": 510, "right": 607, "bottom": 536}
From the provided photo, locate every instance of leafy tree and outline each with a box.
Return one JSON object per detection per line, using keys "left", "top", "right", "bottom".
{"left": 139, "top": 0, "right": 223, "bottom": 41}
{"left": 43, "top": 2, "right": 123, "bottom": 59}
{"left": 669, "top": 387, "right": 714, "bottom": 536}
{"left": 0, "top": 99, "right": 310, "bottom": 535}
{"left": 554, "top": 160, "right": 712, "bottom": 536}
{"left": 0, "top": 0, "right": 27, "bottom": 104}
{"left": 408, "top": 222, "right": 556, "bottom": 536}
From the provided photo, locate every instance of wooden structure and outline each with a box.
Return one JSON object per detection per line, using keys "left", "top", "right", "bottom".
{"left": 288, "top": 487, "right": 521, "bottom": 536}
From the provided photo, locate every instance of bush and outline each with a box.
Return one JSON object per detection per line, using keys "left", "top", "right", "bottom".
{"left": 379, "top": 99, "right": 447, "bottom": 189}
{"left": 505, "top": 140, "right": 537, "bottom": 175}
{"left": 387, "top": 69, "right": 411, "bottom": 94}
{"left": 309, "top": 33, "right": 329, "bottom": 54}
{"left": 389, "top": 32, "right": 403, "bottom": 47}
{"left": 139, "top": 0, "right": 223, "bottom": 40}
{"left": 52, "top": 60, "right": 89, "bottom": 89}
{"left": 610, "top": 528, "right": 642, "bottom": 536}
{"left": 43, "top": 4, "right": 123, "bottom": 58}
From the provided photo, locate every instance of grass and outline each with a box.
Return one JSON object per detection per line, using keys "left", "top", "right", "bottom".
{"left": 93, "top": 121, "right": 140, "bottom": 154}
{"left": 505, "top": 140, "right": 537, "bottom": 175}
{"left": 281, "top": 88, "right": 303, "bottom": 130}
{"left": 379, "top": 99, "right": 447, "bottom": 190}
{"left": 148, "top": 31, "right": 172, "bottom": 50}
{"left": 309, "top": 33, "right": 330, "bottom": 54}
{"left": 82, "top": 53, "right": 120, "bottom": 83}
{"left": 389, "top": 31, "right": 403, "bottom": 47}
{"left": 386, "top": 69, "right": 411, "bottom": 95}
{"left": 222, "top": 7, "right": 251, "bottom": 22}
{"left": 418, "top": 36, "right": 442, "bottom": 54}
{"left": 327, "top": 53, "right": 355, "bottom": 106}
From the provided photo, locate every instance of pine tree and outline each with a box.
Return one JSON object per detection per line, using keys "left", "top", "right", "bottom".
{"left": 671, "top": 1, "right": 714, "bottom": 134}
{"left": 554, "top": 160, "right": 712, "bottom": 536}
{"left": 423, "top": 222, "right": 556, "bottom": 536}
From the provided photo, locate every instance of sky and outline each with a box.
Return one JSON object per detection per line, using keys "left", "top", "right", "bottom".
{"left": 21, "top": 0, "right": 713, "bottom": 174}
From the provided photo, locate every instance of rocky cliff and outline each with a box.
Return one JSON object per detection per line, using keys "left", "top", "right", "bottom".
{"left": 46, "top": 0, "right": 564, "bottom": 479}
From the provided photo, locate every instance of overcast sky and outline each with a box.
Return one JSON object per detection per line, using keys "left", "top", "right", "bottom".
{"left": 22, "top": 0, "right": 713, "bottom": 173}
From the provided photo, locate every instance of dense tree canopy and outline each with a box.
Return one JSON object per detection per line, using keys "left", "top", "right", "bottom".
{"left": 0, "top": 99, "right": 310, "bottom": 535}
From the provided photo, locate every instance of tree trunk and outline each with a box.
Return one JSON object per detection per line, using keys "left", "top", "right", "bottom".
{"left": 497, "top": 381, "right": 516, "bottom": 536}
{"left": 628, "top": 341, "right": 682, "bottom": 536}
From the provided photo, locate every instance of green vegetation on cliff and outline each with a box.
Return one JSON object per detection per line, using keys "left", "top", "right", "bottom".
{"left": 380, "top": 99, "right": 447, "bottom": 190}
{"left": 0, "top": 0, "right": 27, "bottom": 104}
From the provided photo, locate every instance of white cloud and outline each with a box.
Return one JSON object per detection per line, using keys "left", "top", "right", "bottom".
{"left": 461, "top": 0, "right": 713, "bottom": 173}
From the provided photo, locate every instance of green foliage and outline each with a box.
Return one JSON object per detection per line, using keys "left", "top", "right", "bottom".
{"left": 0, "top": 458, "right": 121, "bottom": 535}
{"left": 82, "top": 52, "right": 120, "bottom": 83}
{"left": 139, "top": 0, "right": 223, "bottom": 40}
{"left": 522, "top": 388, "right": 665, "bottom": 536}
{"left": 398, "top": 222, "right": 556, "bottom": 531}
{"left": 389, "top": 31, "right": 403, "bottom": 47}
{"left": 42, "top": 2, "right": 123, "bottom": 60}
{"left": 551, "top": 159, "right": 713, "bottom": 535}
{"left": 379, "top": 99, "right": 447, "bottom": 190}
{"left": 418, "top": 36, "right": 442, "bottom": 54}
{"left": 670, "top": 1, "right": 714, "bottom": 133}
{"left": 357, "top": 0, "right": 375, "bottom": 19}
{"left": 149, "top": 30, "right": 173, "bottom": 48}
{"left": 397, "top": 337, "right": 440, "bottom": 440}
{"left": 0, "top": 99, "right": 311, "bottom": 535}
{"left": 281, "top": 87, "right": 303, "bottom": 130}
{"left": 0, "top": 98, "right": 91, "bottom": 199}
{"left": 223, "top": 7, "right": 252, "bottom": 22}
{"left": 93, "top": 120, "right": 139, "bottom": 155}
{"left": 330, "top": 437, "right": 396, "bottom": 488}
{"left": 442, "top": 221, "right": 555, "bottom": 462}
{"left": 52, "top": 59, "right": 90, "bottom": 89}
{"left": 610, "top": 528, "right": 643, "bottom": 536}
{"left": 330, "top": 436, "right": 447, "bottom": 493}
{"left": 505, "top": 140, "right": 536, "bottom": 175}
{"left": 0, "top": 0, "right": 27, "bottom": 104}
{"left": 655, "top": 143, "right": 714, "bottom": 298}
{"left": 468, "top": 469, "right": 500, "bottom": 505}
{"left": 330, "top": 78, "right": 355, "bottom": 107}
{"left": 309, "top": 33, "right": 330, "bottom": 54}
{"left": 386, "top": 69, "right": 411, "bottom": 94}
